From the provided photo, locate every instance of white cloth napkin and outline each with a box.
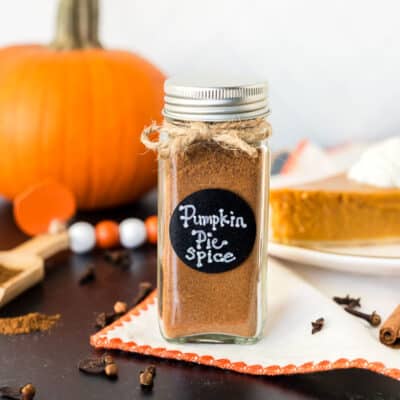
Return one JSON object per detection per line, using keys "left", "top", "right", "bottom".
{"left": 91, "top": 258, "right": 400, "bottom": 378}
{"left": 91, "top": 141, "right": 400, "bottom": 379}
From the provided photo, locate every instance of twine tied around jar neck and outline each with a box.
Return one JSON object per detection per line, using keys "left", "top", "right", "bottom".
{"left": 141, "top": 118, "right": 272, "bottom": 159}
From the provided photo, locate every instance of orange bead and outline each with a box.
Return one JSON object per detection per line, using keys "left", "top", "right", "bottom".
{"left": 145, "top": 215, "right": 158, "bottom": 244}
{"left": 95, "top": 220, "right": 120, "bottom": 249}
{"left": 14, "top": 180, "right": 76, "bottom": 236}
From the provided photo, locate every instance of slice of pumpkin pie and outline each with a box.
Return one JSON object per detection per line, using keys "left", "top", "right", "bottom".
{"left": 270, "top": 138, "right": 400, "bottom": 245}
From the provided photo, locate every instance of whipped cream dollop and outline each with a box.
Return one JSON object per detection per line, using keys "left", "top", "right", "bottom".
{"left": 348, "top": 137, "right": 400, "bottom": 188}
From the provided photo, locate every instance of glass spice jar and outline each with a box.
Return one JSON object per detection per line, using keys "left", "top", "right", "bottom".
{"left": 142, "top": 78, "right": 271, "bottom": 344}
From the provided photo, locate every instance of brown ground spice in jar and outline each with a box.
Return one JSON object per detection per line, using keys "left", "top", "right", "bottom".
{"left": 143, "top": 79, "right": 271, "bottom": 342}
{"left": 0, "top": 313, "right": 60, "bottom": 335}
{"left": 160, "top": 143, "right": 267, "bottom": 338}
{"left": 0, "top": 265, "right": 21, "bottom": 285}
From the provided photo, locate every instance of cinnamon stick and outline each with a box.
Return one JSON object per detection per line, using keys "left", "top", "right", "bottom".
{"left": 379, "top": 305, "right": 400, "bottom": 345}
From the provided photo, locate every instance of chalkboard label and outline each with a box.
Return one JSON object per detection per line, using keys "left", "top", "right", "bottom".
{"left": 169, "top": 189, "right": 256, "bottom": 273}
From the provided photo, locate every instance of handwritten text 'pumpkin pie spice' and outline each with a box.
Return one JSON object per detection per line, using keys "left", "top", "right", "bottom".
{"left": 142, "top": 78, "right": 272, "bottom": 343}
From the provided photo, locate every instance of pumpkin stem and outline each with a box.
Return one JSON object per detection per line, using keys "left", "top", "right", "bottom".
{"left": 50, "top": 0, "right": 102, "bottom": 50}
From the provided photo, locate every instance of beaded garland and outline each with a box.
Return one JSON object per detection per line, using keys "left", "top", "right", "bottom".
{"left": 68, "top": 216, "right": 157, "bottom": 254}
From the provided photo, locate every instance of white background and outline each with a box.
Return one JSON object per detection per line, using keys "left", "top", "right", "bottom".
{"left": 0, "top": 0, "right": 399, "bottom": 149}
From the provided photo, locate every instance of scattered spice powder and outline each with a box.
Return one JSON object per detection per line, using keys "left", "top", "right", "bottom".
{"left": 0, "top": 265, "right": 21, "bottom": 285}
{"left": 0, "top": 313, "right": 60, "bottom": 335}
{"left": 161, "top": 143, "right": 266, "bottom": 338}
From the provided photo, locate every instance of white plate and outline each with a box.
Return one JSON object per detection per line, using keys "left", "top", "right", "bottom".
{"left": 268, "top": 242, "right": 400, "bottom": 276}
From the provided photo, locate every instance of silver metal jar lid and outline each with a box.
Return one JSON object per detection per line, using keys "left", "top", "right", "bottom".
{"left": 163, "top": 77, "right": 270, "bottom": 122}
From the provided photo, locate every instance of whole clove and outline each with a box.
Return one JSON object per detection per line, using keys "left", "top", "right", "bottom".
{"left": 113, "top": 301, "right": 128, "bottom": 315}
{"left": 311, "top": 317, "right": 324, "bottom": 334}
{"left": 132, "top": 282, "right": 153, "bottom": 307}
{"left": 344, "top": 307, "right": 381, "bottom": 327}
{"left": 95, "top": 312, "right": 115, "bottom": 329}
{"left": 0, "top": 384, "right": 36, "bottom": 400}
{"left": 78, "top": 356, "right": 107, "bottom": 374}
{"left": 333, "top": 295, "right": 361, "bottom": 309}
{"left": 20, "top": 384, "right": 35, "bottom": 400}
{"left": 104, "top": 363, "right": 118, "bottom": 377}
{"left": 78, "top": 265, "right": 96, "bottom": 285}
{"left": 0, "top": 386, "right": 20, "bottom": 400}
{"left": 95, "top": 300, "right": 131, "bottom": 329}
{"left": 95, "top": 283, "right": 154, "bottom": 332}
{"left": 104, "top": 250, "right": 131, "bottom": 268}
{"left": 103, "top": 354, "right": 114, "bottom": 365}
{"left": 78, "top": 354, "right": 118, "bottom": 378}
{"left": 139, "top": 365, "right": 156, "bottom": 388}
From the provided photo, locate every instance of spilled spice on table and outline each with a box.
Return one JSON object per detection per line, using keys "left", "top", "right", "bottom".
{"left": 0, "top": 313, "right": 60, "bottom": 335}
{"left": 0, "top": 265, "right": 21, "bottom": 285}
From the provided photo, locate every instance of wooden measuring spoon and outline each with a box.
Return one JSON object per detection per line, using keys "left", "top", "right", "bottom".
{"left": 0, "top": 231, "right": 69, "bottom": 308}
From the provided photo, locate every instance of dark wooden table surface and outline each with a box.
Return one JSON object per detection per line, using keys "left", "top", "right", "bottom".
{"left": 0, "top": 193, "right": 399, "bottom": 400}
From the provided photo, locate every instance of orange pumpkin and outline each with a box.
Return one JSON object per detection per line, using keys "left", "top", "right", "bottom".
{"left": 0, "top": 0, "right": 164, "bottom": 209}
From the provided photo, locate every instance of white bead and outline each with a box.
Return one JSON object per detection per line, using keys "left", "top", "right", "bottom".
{"left": 119, "top": 218, "right": 147, "bottom": 249}
{"left": 68, "top": 222, "right": 96, "bottom": 254}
